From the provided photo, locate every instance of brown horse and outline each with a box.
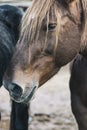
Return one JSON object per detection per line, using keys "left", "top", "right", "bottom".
{"left": 3, "top": 0, "right": 87, "bottom": 129}
{"left": 3, "top": 0, "right": 86, "bottom": 102}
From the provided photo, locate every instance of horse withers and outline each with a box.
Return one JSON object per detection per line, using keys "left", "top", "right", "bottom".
{"left": 3, "top": 0, "right": 87, "bottom": 129}
{"left": 0, "top": 5, "right": 29, "bottom": 130}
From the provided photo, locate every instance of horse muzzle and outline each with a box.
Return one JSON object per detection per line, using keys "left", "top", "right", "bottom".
{"left": 5, "top": 82, "right": 37, "bottom": 104}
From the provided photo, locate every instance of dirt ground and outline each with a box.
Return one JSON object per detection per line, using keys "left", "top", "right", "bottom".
{"left": 0, "top": 64, "right": 78, "bottom": 130}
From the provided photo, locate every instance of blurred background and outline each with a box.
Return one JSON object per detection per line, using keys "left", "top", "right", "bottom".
{"left": 0, "top": 1, "right": 77, "bottom": 130}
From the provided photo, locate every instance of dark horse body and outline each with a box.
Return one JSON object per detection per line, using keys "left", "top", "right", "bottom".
{"left": 0, "top": 5, "right": 29, "bottom": 130}
{"left": 70, "top": 54, "right": 87, "bottom": 130}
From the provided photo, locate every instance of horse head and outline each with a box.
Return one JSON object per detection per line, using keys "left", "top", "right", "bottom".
{"left": 3, "top": 0, "right": 87, "bottom": 104}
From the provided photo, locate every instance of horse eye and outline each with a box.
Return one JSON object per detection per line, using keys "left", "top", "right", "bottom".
{"left": 48, "top": 23, "right": 57, "bottom": 31}
{"left": 66, "top": 0, "right": 75, "bottom": 4}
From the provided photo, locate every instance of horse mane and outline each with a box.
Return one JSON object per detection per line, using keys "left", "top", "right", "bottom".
{"left": 20, "top": 0, "right": 87, "bottom": 52}
{"left": 20, "top": 0, "right": 61, "bottom": 53}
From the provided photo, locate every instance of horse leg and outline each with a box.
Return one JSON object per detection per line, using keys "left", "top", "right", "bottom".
{"left": 10, "top": 100, "right": 29, "bottom": 130}
{"left": 70, "top": 54, "right": 87, "bottom": 130}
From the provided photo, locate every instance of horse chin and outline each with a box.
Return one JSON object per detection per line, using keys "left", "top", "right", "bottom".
{"left": 10, "top": 85, "right": 37, "bottom": 104}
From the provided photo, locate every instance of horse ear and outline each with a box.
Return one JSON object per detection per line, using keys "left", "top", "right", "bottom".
{"left": 81, "top": 0, "right": 87, "bottom": 49}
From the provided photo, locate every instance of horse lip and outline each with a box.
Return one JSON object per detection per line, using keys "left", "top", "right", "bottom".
{"left": 10, "top": 86, "right": 37, "bottom": 104}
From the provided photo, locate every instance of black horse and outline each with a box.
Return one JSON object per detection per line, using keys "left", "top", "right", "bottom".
{"left": 0, "top": 5, "right": 29, "bottom": 130}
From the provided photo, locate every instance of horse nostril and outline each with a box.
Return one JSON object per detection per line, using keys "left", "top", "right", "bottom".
{"left": 8, "top": 83, "right": 23, "bottom": 98}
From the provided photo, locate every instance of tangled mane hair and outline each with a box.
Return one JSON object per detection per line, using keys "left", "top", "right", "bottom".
{"left": 20, "top": 0, "right": 61, "bottom": 52}
{"left": 20, "top": 0, "right": 87, "bottom": 51}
